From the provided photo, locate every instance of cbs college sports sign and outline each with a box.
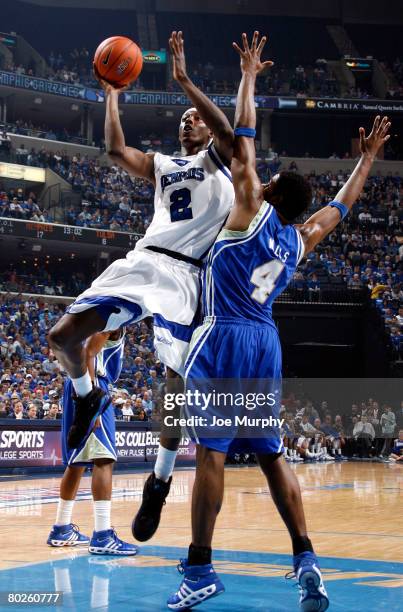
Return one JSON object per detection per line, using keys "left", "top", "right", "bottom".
{"left": 0, "top": 422, "right": 195, "bottom": 469}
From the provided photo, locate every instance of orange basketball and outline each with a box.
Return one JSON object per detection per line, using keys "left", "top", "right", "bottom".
{"left": 94, "top": 36, "right": 143, "bottom": 88}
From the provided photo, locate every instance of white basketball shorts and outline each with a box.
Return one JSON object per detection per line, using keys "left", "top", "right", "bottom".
{"left": 67, "top": 247, "right": 201, "bottom": 376}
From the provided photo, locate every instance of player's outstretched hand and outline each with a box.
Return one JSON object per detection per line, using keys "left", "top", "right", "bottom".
{"left": 359, "top": 115, "right": 391, "bottom": 159}
{"left": 233, "top": 31, "right": 273, "bottom": 75}
{"left": 169, "top": 31, "right": 187, "bottom": 82}
{"left": 93, "top": 63, "right": 129, "bottom": 94}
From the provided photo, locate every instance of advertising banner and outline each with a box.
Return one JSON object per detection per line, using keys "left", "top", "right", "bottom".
{"left": 0, "top": 422, "right": 195, "bottom": 469}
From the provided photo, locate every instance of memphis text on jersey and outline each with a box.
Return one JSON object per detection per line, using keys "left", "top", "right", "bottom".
{"left": 160, "top": 166, "right": 205, "bottom": 192}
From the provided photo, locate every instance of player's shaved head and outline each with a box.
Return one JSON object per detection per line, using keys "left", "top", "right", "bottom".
{"left": 263, "top": 171, "right": 312, "bottom": 222}
{"left": 180, "top": 107, "right": 197, "bottom": 122}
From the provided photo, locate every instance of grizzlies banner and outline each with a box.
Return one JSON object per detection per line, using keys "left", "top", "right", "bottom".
{"left": 2, "top": 70, "right": 402, "bottom": 113}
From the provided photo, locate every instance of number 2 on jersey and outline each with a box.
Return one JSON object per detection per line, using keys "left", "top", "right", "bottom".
{"left": 170, "top": 187, "right": 193, "bottom": 222}
{"left": 250, "top": 259, "right": 285, "bottom": 304}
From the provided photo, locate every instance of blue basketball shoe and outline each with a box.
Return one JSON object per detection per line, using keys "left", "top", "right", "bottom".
{"left": 47, "top": 523, "right": 90, "bottom": 547}
{"left": 293, "top": 552, "right": 329, "bottom": 611}
{"left": 88, "top": 528, "right": 139, "bottom": 555}
{"left": 167, "top": 559, "right": 225, "bottom": 609}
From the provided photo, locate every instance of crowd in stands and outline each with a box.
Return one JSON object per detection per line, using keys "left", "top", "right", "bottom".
{"left": 0, "top": 185, "right": 50, "bottom": 223}
{"left": 1, "top": 294, "right": 402, "bottom": 467}
{"left": 0, "top": 141, "right": 401, "bottom": 352}
{"left": 385, "top": 58, "right": 403, "bottom": 100}
{"left": 3, "top": 48, "right": 342, "bottom": 98}
{"left": 279, "top": 394, "right": 403, "bottom": 463}
{"left": 0, "top": 266, "right": 90, "bottom": 297}
{"left": 0, "top": 295, "right": 164, "bottom": 422}
{"left": 173, "top": 59, "right": 340, "bottom": 98}
{"left": 0, "top": 119, "right": 86, "bottom": 146}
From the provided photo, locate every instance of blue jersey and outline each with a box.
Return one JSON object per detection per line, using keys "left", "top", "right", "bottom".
{"left": 392, "top": 440, "right": 403, "bottom": 456}
{"left": 202, "top": 202, "right": 304, "bottom": 324}
{"left": 94, "top": 332, "right": 125, "bottom": 385}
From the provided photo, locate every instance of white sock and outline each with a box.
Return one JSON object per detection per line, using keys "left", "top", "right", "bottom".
{"left": 154, "top": 445, "right": 177, "bottom": 482}
{"left": 71, "top": 370, "right": 92, "bottom": 398}
{"left": 93, "top": 500, "right": 111, "bottom": 533}
{"left": 55, "top": 499, "right": 75, "bottom": 526}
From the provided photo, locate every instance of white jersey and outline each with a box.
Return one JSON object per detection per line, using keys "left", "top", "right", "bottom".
{"left": 136, "top": 142, "right": 234, "bottom": 259}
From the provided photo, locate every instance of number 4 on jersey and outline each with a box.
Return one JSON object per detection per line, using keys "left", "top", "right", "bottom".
{"left": 250, "top": 259, "right": 285, "bottom": 304}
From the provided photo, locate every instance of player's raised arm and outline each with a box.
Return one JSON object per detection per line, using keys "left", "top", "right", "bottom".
{"left": 94, "top": 67, "right": 155, "bottom": 184}
{"left": 228, "top": 32, "right": 273, "bottom": 227}
{"left": 169, "top": 30, "right": 233, "bottom": 165}
{"left": 298, "top": 116, "right": 391, "bottom": 254}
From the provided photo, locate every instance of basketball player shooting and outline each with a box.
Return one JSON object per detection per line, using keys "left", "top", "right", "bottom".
{"left": 167, "top": 32, "right": 391, "bottom": 611}
{"left": 48, "top": 30, "right": 235, "bottom": 535}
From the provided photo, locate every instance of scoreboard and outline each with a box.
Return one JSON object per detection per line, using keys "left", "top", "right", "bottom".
{"left": 0, "top": 217, "right": 142, "bottom": 249}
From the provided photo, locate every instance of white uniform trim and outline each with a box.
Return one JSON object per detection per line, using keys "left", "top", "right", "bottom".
{"left": 295, "top": 227, "right": 306, "bottom": 265}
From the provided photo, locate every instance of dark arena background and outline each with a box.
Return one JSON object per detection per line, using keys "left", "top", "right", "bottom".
{"left": 0, "top": 1, "right": 401, "bottom": 610}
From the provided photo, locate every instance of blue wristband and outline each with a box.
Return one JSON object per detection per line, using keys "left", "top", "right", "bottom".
{"left": 234, "top": 126, "right": 256, "bottom": 138}
{"left": 329, "top": 200, "right": 349, "bottom": 220}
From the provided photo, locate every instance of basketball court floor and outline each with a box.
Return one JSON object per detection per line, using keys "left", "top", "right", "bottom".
{"left": 0, "top": 462, "right": 402, "bottom": 611}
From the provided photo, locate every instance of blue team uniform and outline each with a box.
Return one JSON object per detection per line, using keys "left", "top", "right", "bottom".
{"left": 62, "top": 332, "right": 125, "bottom": 466}
{"left": 184, "top": 201, "right": 304, "bottom": 455}
{"left": 392, "top": 440, "right": 403, "bottom": 456}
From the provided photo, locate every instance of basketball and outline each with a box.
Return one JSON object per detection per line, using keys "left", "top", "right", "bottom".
{"left": 93, "top": 36, "right": 143, "bottom": 87}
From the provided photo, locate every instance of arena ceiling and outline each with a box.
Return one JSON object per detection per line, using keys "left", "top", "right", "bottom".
{"left": 17, "top": 0, "right": 403, "bottom": 24}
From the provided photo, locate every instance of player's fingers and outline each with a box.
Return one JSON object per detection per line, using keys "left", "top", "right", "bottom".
{"left": 242, "top": 32, "right": 249, "bottom": 52}
{"left": 383, "top": 134, "right": 391, "bottom": 143}
{"left": 178, "top": 31, "right": 184, "bottom": 47}
{"left": 359, "top": 127, "right": 366, "bottom": 147}
{"left": 251, "top": 30, "right": 259, "bottom": 50}
{"left": 232, "top": 42, "right": 244, "bottom": 55}
{"left": 256, "top": 35, "right": 267, "bottom": 55}
{"left": 381, "top": 123, "right": 391, "bottom": 139}
{"left": 377, "top": 116, "right": 388, "bottom": 135}
{"left": 371, "top": 115, "right": 380, "bottom": 135}
{"left": 262, "top": 60, "right": 274, "bottom": 68}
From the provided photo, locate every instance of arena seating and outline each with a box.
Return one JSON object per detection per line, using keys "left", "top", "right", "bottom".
{"left": 1, "top": 293, "right": 400, "bottom": 462}
{"left": 0, "top": 295, "right": 163, "bottom": 421}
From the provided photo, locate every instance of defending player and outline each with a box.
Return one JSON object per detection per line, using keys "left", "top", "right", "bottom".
{"left": 167, "top": 32, "right": 390, "bottom": 611}
{"left": 48, "top": 30, "right": 234, "bottom": 526}
{"left": 47, "top": 329, "right": 138, "bottom": 555}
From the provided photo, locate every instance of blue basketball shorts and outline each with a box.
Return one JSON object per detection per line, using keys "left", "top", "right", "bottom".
{"left": 183, "top": 316, "right": 284, "bottom": 456}
{"left": 62, "top": 376, "right": 117, "bottom": 466}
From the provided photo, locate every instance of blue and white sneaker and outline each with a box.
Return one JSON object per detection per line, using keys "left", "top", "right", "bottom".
{"left": 47, "top": 523, "right": 90, "bottom": 547}
{"left": 293, "top": 552, "right": 329, "bottom": 611}
{"left": 88, "top": 528, "right": 139, "bottom": 556}
{"left": 167, "top": 559, "right": 225, "bottom": 610}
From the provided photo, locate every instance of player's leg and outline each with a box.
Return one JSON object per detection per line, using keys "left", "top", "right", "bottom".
{"left": 167, "top": 445, "right": 226, "bottom": 609}
{"left": 47, "top": 465, "right": 90, "bottom": 546}
{"left": 89, "top": 459, "right": 138, "bottom": 555}
{"left": 48, "top": 310, "right": 106, "bottom": 380}
{"left": 257, "top": 454, "right": 329, "bottom": 611}
{"left": 132, "top": 365, "right": 181, "bottom": 541}
{"left": 49, "top": 310, "right": 111, "bottom": 448}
